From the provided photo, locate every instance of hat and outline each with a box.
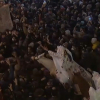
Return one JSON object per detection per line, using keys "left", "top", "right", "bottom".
{"left": 91, "top": 38, "right": 97, "bottom": 44}
{"left": 34, "top": 88, "right": 44, "bottom": 97}
{"left": 21, "top": 4, "right": 24, "bottom": 7}
{"left": 63, "top": 42, "right": 68, "bottom": 48}
{"left": 65, "top": 30, "right": 70, "bottom": 35}
{"left": 28, "top": 42, "right": 34, "bottom": 48}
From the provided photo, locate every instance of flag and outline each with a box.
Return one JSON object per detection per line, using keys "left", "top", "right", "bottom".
{"left": 0, "top": 5, "right": 13, "bottom": 32}
{"left": 37, "top": 46, "right": 93, "bottom": 86}
{"left": 48, "top": 46, "right": 93, "bottom": 85}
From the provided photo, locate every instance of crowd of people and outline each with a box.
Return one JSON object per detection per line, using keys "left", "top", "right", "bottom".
{"left": 0, "top": 0, "right": 100, "bottom": 100}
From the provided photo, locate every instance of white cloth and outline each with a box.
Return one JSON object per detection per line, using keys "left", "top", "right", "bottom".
{"left": 37, "top": 53, "right": 56, "bottom": 75}
{"left": 92, "top": 71, "right": 100, "bottom": 89}
{"left": 0, "top": 5, "right": 13, "bottom": 32}
{"left": 65, "top": 30, "right": 71, "bottom": 35}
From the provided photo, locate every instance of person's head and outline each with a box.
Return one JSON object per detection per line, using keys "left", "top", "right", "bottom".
{"left": 9, "top": 30, "right": 12, "bottom": 35}
{"left": 28, "top": 42, "right": 34, "bottom": 48}
{"left": 69, "top": 38, "right": 73, "bottom": 44}
{"left": 65, "top": 30, "right": 70, "bottom": 36}
{"left": 5, "top": 30, "right": 9, "bottom": 35}
{"left": 80, "top": 27, "right": 85, "bottom": 33}
{"left": 97, "top": 47, "right": 100, "bottom": 52}
{"left": 71, "top": 45, "right": 76, "bottom": 51}
{"left": 63, "top": 42, "right": 68, "bottom": 48}
{"left": 1, "top": 34, "right": 5, "bottom": 38}
{"left": 10, "top": 7, "right": 14, "bottom": 11}
{"left": 48, "top": 10, "right": 52, "bottom": 14}
{"left": 64, "top": 83, "right": 70, "bottom": 89}
{"left": 66, "top": 7, "right": 70, "bottom": 12}
{"left": 87, "top": 21, "right": 92, "bottom": 26}
{"left": 73, "top": 34, "right": 78, "bottom": 38}
{"left": 34, "top": 88, "right": 44, "bottom": 97}
{"left": 12, "top": 37, "right": 16, "bottom": 42}
{"left": 36, "top": 46, "right": 43, "bottom": 55}
{"left": 28, "top": 46, "right": 32, "bottom": 53}
{"left": 32, "top": 68, "right": 39, "bottom": 76}
{"left": 46, "top": 81, "right": 53, "bottom": 88}
{"left": 19, "top": 76, "right": 27, "bottom": 86}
